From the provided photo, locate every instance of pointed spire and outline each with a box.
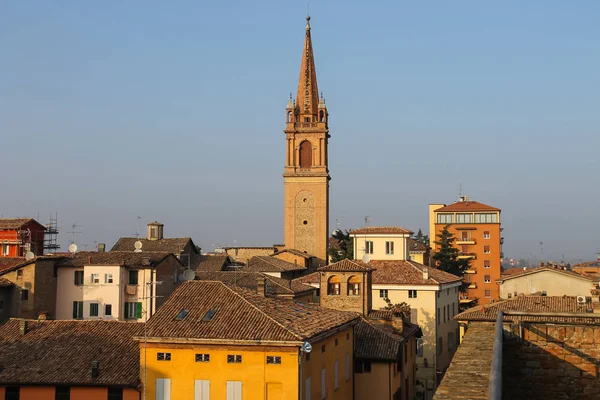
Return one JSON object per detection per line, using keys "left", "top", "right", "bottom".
{"left": 296, "top": 15, "right": 319, "bottom": 119}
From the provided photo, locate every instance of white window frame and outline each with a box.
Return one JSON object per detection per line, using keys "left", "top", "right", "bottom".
{"left": 483, "top": 231, "right": 491, "bottom": 239}
{"left": 104, "top": 273, "right": 113, "bottom": 284}
{"left": 484, "top": 246, "right": 491, "bottom": 254}
{"left": 91, "top": 273, "right": 100, "bottom": 284}
{"left": 484, "top": 275, "right": 491, "bottom": 283}
{"left": 385, "top": 241, "right": 394, "bottom": 255}
{"left": 484, "top": 260, "right": 491, "bottom": 268}
{"left": 365, "top": 241, "right": 374, "bottom": 254}
{"left": 379, "top": 289, "right": 388, "bottom": 298}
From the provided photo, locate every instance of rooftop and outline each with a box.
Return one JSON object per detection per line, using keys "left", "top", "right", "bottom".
{"left": 144, "top": 280, "right": 359, "bottom": 343}
{"left": 0, "top": 218, "right": 45, "bottom": 230}
{"left": 194, "top": 255, "right": 233, "bottom": 272}
{"left": 0, "top": 319, "right": 142, "bottom": 387}
{"left": 433, "top": 200, "right": 500, "bottom": 213}
{"left": 0, "top": 257, "right": 30, "bottom": 274}
{"left": 497, "top": 266, "right": 596, "bottom": 283}
{"left": 56, "top": 251, "right": 177, "bottom": 269}
{"left": 245, "top": 256, "right": 307, "bottom": 272}
{"left": 195, "top": 271, "right": 316, "bottom": 296}
{"left": 318, "top": 259, "right": 375, "bottom": 272}
{"left": 111, "top": 237, "right": 197, "bottom": 254}
{"left": 271, "top": 248, "right": 316, "bottom": 259}
{"left": 369, "top": 260, "right": 462, "bottom": 285}
{"left": 407, "top": 238, "right": 428, "bottom": 253}
{"left": 349, "top": 226, "right": 413, "bottom": 235}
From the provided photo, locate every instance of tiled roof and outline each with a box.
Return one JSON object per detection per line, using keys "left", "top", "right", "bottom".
{"left": 194, "top": 255, "right": 232, "bottom": 272}
{"left": 0, "top": 278, "right": 14, "bottom": 287}
{"left": 195, "top": 271, "right": 316, "bottom": 296}
{"left": 318, "top": 259, "right": 375, "bottom": 272}
{"left": 369, "top": 260, "right": 462, "bottom": 285}
{"left": 0, "top": 319, "right": 143, "bottom": 386}
{"left": 367, "top": 309, "right": 395, "bottom": 320}
{"left": 56, "top": 251, "right": 176, "bottom": 268}
{"left": 433, "top": 201, "right": 500, "bottom": 213}
{"left": 0, "top": 218, "right": 44, "bottom": 230}
{"left": 0, "top": 258, "right": 30, "bottom": 274}
{"left": 497, "top": 267, "right": 596, "bottom": 283}
{"left": 245, "top": 256, "right": 307, "bottom": 272}
{"left": 223, "top": 246, "right": 276, "bottom": 250}
{"left": 407, "top": 238, "right": 428, "bottom": 252}
{"left": 111, "top": 237, "right": 197, "bottom": 254}
{"left": 455, "top": 296, "right": 600, "bottom": 325}
{"left": 294, "top": 272, "right": 320, "bottom": 285}
{"left": 272, "top": 249, "right": 315, "bottom": 259}
{"left": 349, "top": 226, "right": 413, "bottom": 235}
{"left": 144, "top": 281, "right": 359, "bottom": 342}
{"left": 354, "top": 319, "right": 401, "bottom": 361}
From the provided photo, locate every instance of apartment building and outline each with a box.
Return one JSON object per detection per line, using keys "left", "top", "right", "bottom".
{"left": 429, "top": 197, "right": 503, "bottom": 305}
{"left": 138, "top": 280, "right": 359, "bottom": 400}
{"left": 496, "top": 266, "right": 597, "bottom": 298}
{"left": 55, "top": 251, "right": 183, "bottom": 322}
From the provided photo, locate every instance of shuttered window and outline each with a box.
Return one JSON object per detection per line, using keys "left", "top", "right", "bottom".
{"left": 194, "top": 380, "right": 210, "bottom": 400}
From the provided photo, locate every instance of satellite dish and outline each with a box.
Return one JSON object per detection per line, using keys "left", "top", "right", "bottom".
{"left": 301, "top": 342, "right": 312, "bottom": 353}
{"left": 362, "top": 254, "right": 371, "bottom": 264}
{"left": 134, "top": 241, "right": 143, "bottom": 253}
{"left": 332, "top": 229, "right": 342, "bottom": 236}
{"left": 182, "top": 269, "right": 195, "bottom": 281}
{"left": 68, "top": 243, "right": 78, "bottom": 253}
{"left": 25, "top": 251, "right": 35, "bottom": 261}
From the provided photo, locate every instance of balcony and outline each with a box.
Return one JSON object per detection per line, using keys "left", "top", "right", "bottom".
{"left": 458, "top": 252, "right": 477, "bottom": 260}
{"left": 456, "top": 238, "right": 477, "bottom": 245}
{"left": 468, "top": 283, "right": 477, "bottom": 289}
{"left": 125, "top": 285, "right": 137, "bottom": 296}
{"left": 464, "top": 268, "right": 477, "bottom": 274}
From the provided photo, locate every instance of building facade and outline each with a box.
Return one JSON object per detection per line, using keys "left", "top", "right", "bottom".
{"left": 429, "top": 198, "right": 503, "bottom": 305}
{"left": 0, "top": 219, "right": 46, "bottom": 257}
{"left": 283, "top": 16, "right": 330, "bottom": 265}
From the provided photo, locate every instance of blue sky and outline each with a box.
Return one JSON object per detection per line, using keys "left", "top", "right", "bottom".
{"left": 1, "top": 1, "right": 598, "bottom": 261}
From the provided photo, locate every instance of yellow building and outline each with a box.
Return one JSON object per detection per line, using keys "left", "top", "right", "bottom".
{"left": 139, "top": 280, "right": 359, "bottom": 400}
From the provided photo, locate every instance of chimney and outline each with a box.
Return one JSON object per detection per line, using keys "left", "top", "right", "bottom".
{"left": 423, "top": 267, "right": 429, "bottom": 281}
{"left": 97, "top": 243, "right": 105, "bottom": 253}
{"left": 91, "top": 360, "right": 100, "bottom": 378}
{"left": 19, "top": 320, "right": 27, "bottom": 335}
{"left": 257, "top": 277, "right": 266, "bottom": 296}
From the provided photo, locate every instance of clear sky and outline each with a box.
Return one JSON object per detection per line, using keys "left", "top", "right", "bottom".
{"left": 1, "top": 1, "right": 599, "bottom": 261}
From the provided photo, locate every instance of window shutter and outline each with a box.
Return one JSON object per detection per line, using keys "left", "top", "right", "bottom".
{"left": 78, "top": 301, "right": 83, "bottom": 318}
{"left": 345, "top": 353, "right": 350, "bottom": 381}
{"left": 321, "top": 368, "right": 326, "bottom": 399}
{"left": 124, "top": 303, "right": 129, "bottom": 319}
{"left": 72, "top": 301, "right": 78, "bottom": 319}
{"left": 195, "top": 380, "right": 210, "bottom": 400}
{"left": 136, "top": 302, "right": 143, "bottom": 319}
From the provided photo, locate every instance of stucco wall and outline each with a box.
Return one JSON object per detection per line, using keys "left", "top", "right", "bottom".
{"left": 353, "top": 235, "right": 410, "bottom": 262}
{"left": 498, "top": 270, "right": 595, "bottom": 298}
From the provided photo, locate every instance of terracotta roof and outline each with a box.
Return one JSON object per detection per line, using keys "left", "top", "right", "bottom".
{"left": 318, "top": 259, "right": 375, "bottom": 272}
{"left": 369, "top": 260, "right": 462, "bottom": 285}
{"left": 245, "top": 256, "right": 306, "bottom": 272}
{"left": 57, "top": 251, "right": 177, "bottom": 269}
{"left": 407, "top": 238, "right": 428, "bottom": 253}
{"left": 0, "top": 258, "right": 30, "bottom": 274}
{"left": 294, "top": 272, "right": 320, "bottom": 285}
{"left": 354, "top": 319, "right": 401, "bottom": 361}
{"left": 0, "top": 319, "right": 142, "bottom": 386}
{"left": 196, "top": 271, "right": 315, "bottom": 296}
{"left": 497, "top": 267, "right": 596, "bottom": 283}
{"left": 144, "top": 281, "right": 359, "bottom": 342}
{"left": 349, "top": 226, "right": 413, "bottom": 235}
{"left": 0, "top": 218, "right": 45, "bottom": 230}
{"left": 455, "top": 296, "right": 600, "bottom": 325}
{"left": 194, "top": 255, "right": 232, "bottom": 272}
{"left": 271, "top": 249, "right": 315, "bottom": 259}
{"left": 0, "top": 278, "right": 14, "bottom": 287}
{"left": 111, "top": 237, "right": 198, "bottom": 254}
{"left": 367, "top": 309, "right": 394, "bottom": 320}
{"left": 222, "top": 246, "right": 276, "bottom": 250}
{"left": 433, "top": 201, "right": 500, "bottom": 213}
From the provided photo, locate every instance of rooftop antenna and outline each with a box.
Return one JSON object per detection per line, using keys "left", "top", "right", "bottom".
{"left": 134, "top": 217, "right": 141, "bottom": 238}
{"left": 67, "top": 223, "right": 83, "bottom": 245}
{"left": 458, "top": 182, "right": 463, "bottom": 198}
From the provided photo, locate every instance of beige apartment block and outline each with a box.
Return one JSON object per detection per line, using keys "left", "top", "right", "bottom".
{"left": 497, "top": 266, "right": 597, "bottom": 299}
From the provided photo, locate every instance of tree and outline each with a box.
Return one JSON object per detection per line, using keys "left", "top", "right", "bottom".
{"left": 412, "top": 228, "right": 429, "bottom": 247}
{"left": 431, "top": 225, "right": 470, "bottom": 291}
{"left": 328, "top": 229, "right": 353, "bottom": 263}
{"left": 383, "top": 297, "right": 411, "bottom": 318}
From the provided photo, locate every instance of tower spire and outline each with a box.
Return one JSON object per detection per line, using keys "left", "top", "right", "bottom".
{"left": 296, "top": 15, "right": 319, "bottom": 120}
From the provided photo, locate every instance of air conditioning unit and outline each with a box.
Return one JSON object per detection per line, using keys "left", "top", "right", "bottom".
{"left": 577, "top": 296, "right": 586, "bottom": 304}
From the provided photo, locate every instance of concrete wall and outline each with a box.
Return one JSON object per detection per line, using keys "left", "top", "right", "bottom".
{"left": 498, "top": 270, "right": 596, "bottom": 298}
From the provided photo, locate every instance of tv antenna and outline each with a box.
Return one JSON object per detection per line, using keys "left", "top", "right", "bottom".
{"left": 67, "top": 223, "right": 83, "bottom": 244}
{"left": 134, "top": 217, "right": 141, "bottom": 238}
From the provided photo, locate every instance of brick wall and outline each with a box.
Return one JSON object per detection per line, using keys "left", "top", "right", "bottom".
{"left": 504, "top": 324, "right": 600, "bottom": 399}
{"left": 224, "top": 248, "right": 275, "bottom": 264}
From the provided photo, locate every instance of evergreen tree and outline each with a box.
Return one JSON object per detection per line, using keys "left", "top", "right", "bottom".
{"left": 431, "top": 225, "right": 470, "bottom": 288}
{"left": 412, "top": 228, "right": 430, "bottom": 247}
{"left": 328, "top": 229, "right": 354, "bottom": 263}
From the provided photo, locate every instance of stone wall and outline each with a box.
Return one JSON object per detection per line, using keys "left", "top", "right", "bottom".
{"left": 504, "top": 324, "right": 600, "bottom": 399}
{"left": 224, "top": 248, "right": 275, "bottom": 264}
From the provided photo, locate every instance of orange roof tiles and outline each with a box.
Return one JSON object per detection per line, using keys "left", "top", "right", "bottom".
{"left": 318, "top": 259, "right": 375, "bottom": 272}
{"left": 433, "top": 201, "right": 500, "bottom": 213}
{"left": 350, "top": 226, "right": 413, "bottom": 235}
{"left": 369, "top": 260, "right": 462, "bottom": 285}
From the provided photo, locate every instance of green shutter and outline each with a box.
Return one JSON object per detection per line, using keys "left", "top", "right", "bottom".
{"left": 72, "top": 301, "right": 78, "bottom": 319}
{"left": 124, "top": 302, "right": 129, "bottom": 319}
{"left": 78, "top": 301, "right": 83, "bottom": 319}
{"left": 136, "top": 302, "right": 143, "bottom": 319}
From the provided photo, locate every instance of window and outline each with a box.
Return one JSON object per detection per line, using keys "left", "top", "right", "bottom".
{"left": 484, "top": 260, "right": 491, "bottom": 268}
{"left": 385, "top": 241, "right": 394, "bottom": 255}
{"left": 484, "top": 246, "right": 491, "bottom": 254}
{"left": 266, "top": 356, "right": 281, "bottom": 364}
{"left": 74, "top": 271, "right": 84, "bottom": 285}
{"left": 104, "top": 273, "right": 113, "bottom": 284}
{"left": 475, "top": 213, "right": 498, "bottom": 223}
{"left": 2, "top": 245, "right": 9, "bottom": 256}
{"left": 484, "top": 275, "right": 491, "bottom": 283}
{"left": 345, "top": 353, "right": 351, "bottom": 381}
{"left": 196, "top": 354, "right": 210, "bottom": 362}
{"left": 448, "top": 332, "right": 455, "bottom": 352}
{"left": 156, "top": 378, "right": 171, "bottom": 400}
{"left": 175, "top": 309, "right": 190, "bottom": 320}
{"left": 327, "top": 276, "right": 340, "bottom": 295}
{"left": 408, "top": 290, "right": 417, "bottom": 298}
{"left": 128, "top": 270, "right": 139, "bottom": 285}
{"left": 90, "top": 273, "right": 99, "bottom": 284}
{"left": 157, "top": 352, "right": 171, "bottom": 361}
{"left": 437, "top": 337, "right": 443, "bottom": 355}
{"left": 347, "top": 333, "right": 350, "bottom": 340}
{"left": 354, "top": 361, "right": 371, "bottom": 373}
{"left": 416, "top": 338, "right": 423, "bottom": 357}
{"left": 456, "top": 213, "right": 473, "bottom": 223}
{"left": 437, "top": 213, "right": 453, "bottom": 224}
{"left": 321, "top": 368, "right": 327, "bottom": 399}
{"left": 335, "top": 338, "right": 338, "bottom": 346}
{"left": 461, "top": 245, "right": 469, "bottom": 253}
{"left": 452, "top": 303, "right": 455, "bottom": 317}
{"left": 334, "top": 360, "right": 339, "bottom": 389}
{"left": 105, "top": 304, "right": 112, "bottom": 316}
{"left": 5, "top": 387, "right": 19, "bottom": 400}
{"left": 443, "top": 307, "right": 446, "bottom": 323}
{"left": 483, "top": 231, "right": 490, "bottom": 239}
{"left": 379, "top": 289, "right": 388, "bottom": 298}
{"left": 17, "top": 270, "right": 23, "bottom": 278}
{"left": 124, "top": 302, "right": 142, "bottom": 319}
{"left": 56, "top": 386, "right": 70, "bottom": 400}
{"left": 21, "top": 289, "right": 29, "bottom": 301}
{"left": 437, "top": 308, "right": 440, "bottom": 326}
{"left": 89, "top": 303, "right": 99, "bottom": 317}
{"left": 460, "top": 231, "right": 470, "bottom": 240}
{"left": 365, "top": 241, "right": 374, "bottom": 254}
{"left": 299, "top": 140, "right": 312, "bottom": 168}
{"left": 347, "top": 276, "right": 360, "bottom": 296}
{"left": 410, "top": 308, "right": 418, "bottom": 324}
{"left": 194, "top": 380, "right": 210, "bottom": 400}
{"left": 485, "top": 290, "right": 491, "bottom": 298}
{"left": 321, "top": 345, "right": 326, "bottom": 353}
{"left": 227, "top": 355, "right": 242, "bottom": 363}
{"left": 306, "top": 377, "right": 311, "bottom": 400}
{"left": 72, "top": 301, "right": 83, "bottom": 319}
{"left": 107, "top": 388, "right": 123, "bottom": 400}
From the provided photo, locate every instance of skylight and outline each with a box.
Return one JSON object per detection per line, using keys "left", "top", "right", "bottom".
{"left": 175, "top": 309, "right": 189, "bottom": 320}
{"left": 202, "top": 309, "right": 216, "bottom": 322}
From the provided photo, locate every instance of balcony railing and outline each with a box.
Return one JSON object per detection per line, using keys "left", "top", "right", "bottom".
{"left": 456, "top": 238, "right": 477, "bottom": 245}
{"left": 464, "top": 268, "right": 477, "bottom": 274}
{"left": 458, "top": 252, "right": 477, "bottom": 260}
{"left": 468, "top": 283, "right": 477, "bottom": 289}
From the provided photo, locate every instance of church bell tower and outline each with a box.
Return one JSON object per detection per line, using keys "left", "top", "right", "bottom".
{"left": 283, "top": 16, "right": 330, "bottom": 265}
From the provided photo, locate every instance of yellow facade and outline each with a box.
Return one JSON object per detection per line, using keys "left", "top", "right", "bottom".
{"left": 141, "top": 328, "right": 353, "bottom": 400}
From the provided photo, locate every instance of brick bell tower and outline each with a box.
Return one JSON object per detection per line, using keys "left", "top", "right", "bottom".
{"left": 283, "top": 15, "right": 330, "bottom": 265}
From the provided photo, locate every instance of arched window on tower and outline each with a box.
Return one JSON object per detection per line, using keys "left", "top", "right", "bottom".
{"left": 287, "top": 111, "right": 293, "bottom": 123}
{"left": 319, "top": 110, "right": 324, "bottom": 122}
{"left": 347, "top": 276, "right": 361, "bottom": 296}
{"left": 299, "top": 140, "right": 312, "bottom": 168}
{"left": 327, "top": 276, "right": 341, "bottom": 296}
